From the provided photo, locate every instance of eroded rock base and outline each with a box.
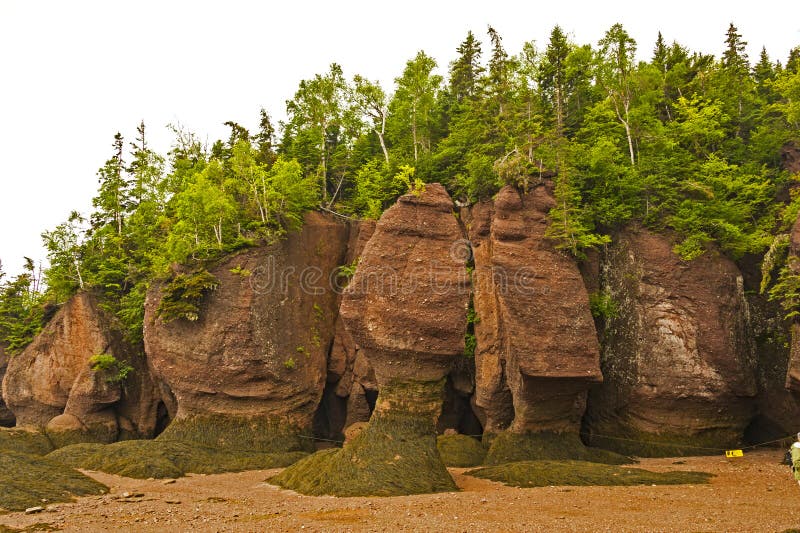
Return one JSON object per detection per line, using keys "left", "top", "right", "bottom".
{"left": 271, "top": 379, "right": 456, "bottom": 496}
{"left": 483, "top": 431, "right": 629, "bottom": 465}
{"left": 156, "top": 414, "right": 313, "bottom": 453}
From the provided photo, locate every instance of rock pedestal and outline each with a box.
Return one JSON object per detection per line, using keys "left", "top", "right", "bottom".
{"left": 466, "top": 185, "right": 602, "bottom": 458}
{"left": 273, "top": 184, "right": 469, "bottom": 495}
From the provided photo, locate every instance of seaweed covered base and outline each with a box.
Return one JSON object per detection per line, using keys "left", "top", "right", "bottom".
{"left": 437, "top": 434, "right": 486, "bottom": 467}
{"left": 157, "top": 414, "right": 313, "bottom": 453}
{"left": 467, "top": 460, "right": 712, "bottom": 487}
{"left": 47, "top": 440, "right": 306, "bottom": 479}
{"left": 271, "top": 379, "right": 456, "bottom": 496}
{"left": 0, "top": 427, "right": 54, "bottom": 455}
{"left": 483, "top": 431, "right": 630, "bottom": 465}
{"left": 582, "top": 425, "right": 739, "bottom": 458}
{"left": 0, "top": 451, "right": 106, "bottom": 512}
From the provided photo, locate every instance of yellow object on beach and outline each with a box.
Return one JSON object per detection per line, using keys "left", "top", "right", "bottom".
{"left": 725, "top": 450, "right": 744, "bottom": 458}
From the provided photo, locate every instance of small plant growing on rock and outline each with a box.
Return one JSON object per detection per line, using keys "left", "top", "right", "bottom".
{"left": 283, "top": 357, "right": 296, "bottom": 370}
{"left": 589, "top": 291, "right": 619, "bottom": 321}
{"left": 89, "top": 354, "right": 133, "bottom": 384}
{"left": 156, "top": 269, "right": 219, "bottom": 323}
{"left": 229, "top": 265, "right": 252, "bottom": 277}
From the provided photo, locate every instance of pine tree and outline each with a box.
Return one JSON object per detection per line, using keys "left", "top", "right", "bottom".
{"left": 722, "top": 23, "right": 749, "bottom": 76}
{"left": 449, "top": 31, "right": 484, "bottom": 103}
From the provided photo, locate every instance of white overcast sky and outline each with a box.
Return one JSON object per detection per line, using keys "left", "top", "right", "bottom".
{"left": 1, "top": 0, "right": 799, "bottom": 276}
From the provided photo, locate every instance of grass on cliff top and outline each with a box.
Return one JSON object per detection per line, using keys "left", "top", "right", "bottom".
{"left": 467, "top": 460, "right": 713, "bottom": 488}
{"left": 0, "top": 428, "right": 53, "bottom": 456}
{"left": 437, "top": 434, "right": 486, "bottom": 467}
{"left": 0, "top": 450, "right": 106, "bottom": 512}
{"left": 271, "top": 413, "right": 457, "bottom": 497}
{"left": 483, "top": 431, "right": 631, "bottom": 466}
{"left": 47, "top": 439, "right": 307, "bottom": 479}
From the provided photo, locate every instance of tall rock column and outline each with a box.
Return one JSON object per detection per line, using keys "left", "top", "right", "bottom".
{"left": 585, "top": 227, "right": 757, "bottom": 455}
{"left": 466, "top": 185, "right": 606, "bottom": 463}
{"left": 272, "top": 184, "right": 470, "bottom": 496}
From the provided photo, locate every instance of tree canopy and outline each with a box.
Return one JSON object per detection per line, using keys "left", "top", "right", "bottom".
{"left": 2, "top": 22, "right": 800, "bottom": 350}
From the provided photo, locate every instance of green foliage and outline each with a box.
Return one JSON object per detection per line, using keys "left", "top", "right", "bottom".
{"left": 467, "top": 460, "right": 712, "bottom": 488}
{"left": 283, "top": 357, "right": 296, "bottom": 370}
{"left": 88, "top": 353, "right": 133, "bottom": 384}
{"left": 229, "top": 265, "right": 252, "bottom": 277}
{"left": 156, "top": 269, "right": 219, "bottom": 323}
{"left": 769, "top": 265, "right": 800, "bottom": 319}
{"left": 5, "top": 23, "right": 799, "bottom": 356}
{"left": 0, "top": 260, "right": 45, "bottom": 355}
{"left": 589, "top": 291, "right": 619, "bottom": 320}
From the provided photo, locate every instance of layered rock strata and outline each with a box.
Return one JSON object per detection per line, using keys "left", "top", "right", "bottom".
{"left": 585, "top": 227, "right": 757, "bottom": 455}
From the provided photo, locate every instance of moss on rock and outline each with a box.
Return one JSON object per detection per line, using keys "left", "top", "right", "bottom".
{"left": 583, "top": 426, "right": 735, "bottom": 458}
{"left": 0, "top": 428, "right": 53, "bottom": 455}
{"left": 467, "top": 460, "right": 712, "bottom": 488}
{"left": 271, "top": 379, "right": 457, "bottom": 496}
{"left": 437, "top": 434, "right": 486, "bottom": 467}
{"left": 0, "top": 451, "right": 106, "bottom": 512}
{"left": 483, "top": 431, "right": 630, "bottom": 465}
{"left": 156, "top": 414, "right": 313, "bottom": 453}
{"left": 46, "top": 439, "right": 306, "bottom": 479}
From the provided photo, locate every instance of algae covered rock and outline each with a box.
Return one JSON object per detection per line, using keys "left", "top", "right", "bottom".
{"left": 585, "top": 227, "right": 757, "bottom": 456}
{"left": 437, "top": 433, "right": 486, "bottom": 467}
{"left": 0, "top": 450, "right": 106, "bottom": 512}
{"left": 47, "top": 439, "right": 307, "bottom": 479}
{"left": 271, "top": 380, "right": 455, "bottom": 496}
{"left": 274, "top": 184, "right": 469, "bottom": 496}
{"left": 143, "top": 212, "right": 351, "bottom": 451}
{"left": 482, "top": 431, "right": 628, "bottom": 466}
{"left": 466, "top": 460, "right": 711, "bottom": 488}
{"left": 0, "top": 427, "right": 54, "bottom": 455}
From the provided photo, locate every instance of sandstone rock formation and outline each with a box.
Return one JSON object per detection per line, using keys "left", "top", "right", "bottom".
{"left": 322, "top": 220, "right": 376, "bottom": 437}
{"left": 585, "top": 227, "right": 757, "bottom": 455}
{"left": 2, "top": 292, "right": 162, "bottom": 446}
{"left": 0, "top": 345, "right": 14, "bottom": 426}
{"left": 466, "top": 185, "right": 602, "bottom": 437}
{"left": 273, "top": 183, "right": 470, "bottom": 495}
{"left": 144, "top": 212, "right": 351, "bottom": 451}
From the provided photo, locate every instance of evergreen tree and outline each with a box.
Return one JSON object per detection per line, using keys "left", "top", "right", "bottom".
{"left": 449, "top": 31, "right": 484, "bottom": 104}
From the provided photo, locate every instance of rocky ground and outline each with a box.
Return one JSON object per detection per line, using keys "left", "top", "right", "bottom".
{"left": 1, "top": 449, "right": 798, "bottom": 532}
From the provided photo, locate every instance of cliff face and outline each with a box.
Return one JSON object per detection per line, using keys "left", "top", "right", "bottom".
{"left": 585, "top": 227, "right": 757, "bottom": 453}
{"left": 786, "top": 216, "right": 800, "bottom": 393}
{"left": 5, "top": 185, "right": 792, "bottom": 470}
{"left": 466, "top": 185, "right": 602, "bottom": 435}
{"left": 143, "top": 212, "right": 352, "bottom": 450}
{"left": 2, "top": 292, "right": 163, "bottom": 445}
{"left": 0, "top": 345, "right": 14, "bottom": 426}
